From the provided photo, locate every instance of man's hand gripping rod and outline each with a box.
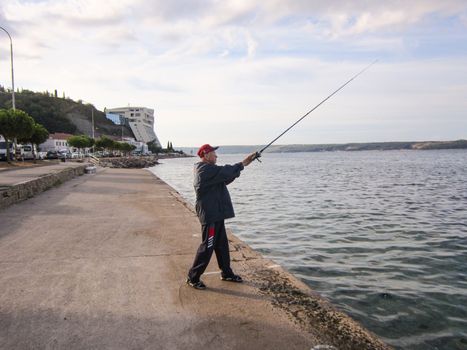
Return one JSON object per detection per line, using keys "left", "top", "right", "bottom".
{"left": 251, "top": 60, "right": 378, "bottom": 163}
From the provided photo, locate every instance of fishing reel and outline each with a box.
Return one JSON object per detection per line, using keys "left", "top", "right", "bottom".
{"left": 252, "top": 151, "right": 262, "bottom": 163}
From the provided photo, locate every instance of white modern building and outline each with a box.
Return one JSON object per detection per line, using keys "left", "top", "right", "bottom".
{"left": 106, "top": 107, "right": 161, "bottom": 147}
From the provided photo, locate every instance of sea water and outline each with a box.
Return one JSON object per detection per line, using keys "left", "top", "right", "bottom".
{"left": 150, "top": 150, "right": 467, "bottom": 350}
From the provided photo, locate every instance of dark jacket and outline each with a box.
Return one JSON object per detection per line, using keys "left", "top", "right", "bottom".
{"left": 193, "top": 161, "right": 244, "bottom": 224}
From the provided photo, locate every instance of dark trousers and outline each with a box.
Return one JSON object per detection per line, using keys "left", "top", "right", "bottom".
{"left": 188, "top": 220, "right": 233, "bottom": 282}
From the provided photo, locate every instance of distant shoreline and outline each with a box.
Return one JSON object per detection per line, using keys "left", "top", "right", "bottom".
{"left": 267, "top": 139, "right": 467, "bottom": 152}
{"left": 180, "top": 139, "right": 467, "bottom": 154}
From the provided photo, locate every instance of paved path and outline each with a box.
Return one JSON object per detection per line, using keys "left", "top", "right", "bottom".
{"left": 0, "top": 168, "right": 322, "bottom": 350}
{"left": 0, "top": 162, "right": 86, "bottom": 187}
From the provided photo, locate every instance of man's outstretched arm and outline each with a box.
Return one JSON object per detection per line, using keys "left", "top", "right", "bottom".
{"left": 198, "top": 152, "right": 258, "bottom": 187}
{"left": 242, "top": 152, "right": 257, "bottom": 167}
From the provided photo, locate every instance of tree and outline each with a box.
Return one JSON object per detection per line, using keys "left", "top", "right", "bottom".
{"left": 0, "top": 109, "right": 35, "bottom": 163}
{"left": 112, "top": 141, "right": 123, "bottom": 155}
{"left": 165, "top": 141, "right": 174, "bottom": 152}
{"left": 147, "top": 141, "right": 162, "bottom": 154}
{"left": 95, "top": 136, "right": 114, "bottom": 149}
{"left": 18, "top": 123, "right": 49, "bottom": 162}
{"left": 95, "top": 136, "right": 115, "bottom": 156}
{"left": 87, "top": 137, "right": 95, "bottom": 149}
{"left": 68, "top": 135, "right": 94, "bottom": 157}
{"left": 118, "top": 142, "right": 137, "bottom": 156}
{"left": 119, "top": 142, "right": 129, "bottom": 155}
{"left": 108, "top": 139, "right": 119, "bottom": 155}
{"left": 30, "top": 124, "right": 49, "bottom": 161}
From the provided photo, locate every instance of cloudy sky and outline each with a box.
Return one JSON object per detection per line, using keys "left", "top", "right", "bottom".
{"left": 1, "top": 0, "right": 466, "bottom": 146}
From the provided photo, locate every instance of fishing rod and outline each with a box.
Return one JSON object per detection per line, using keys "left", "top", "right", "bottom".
{"left": 252, "top": 60, "right": 378, "bottom": 162}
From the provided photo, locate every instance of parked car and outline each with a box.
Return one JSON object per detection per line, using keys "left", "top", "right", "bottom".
{"left": 46, "top": 150, "right": 59, "bottom": 159}
{"left": 58, "top": 149, "right": 72, "bottom": 159}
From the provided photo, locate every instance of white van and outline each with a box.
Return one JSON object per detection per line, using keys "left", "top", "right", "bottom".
{"left": 0, "top": 136, "right": 14, "bottom": 161}
{"left": 20, "top": 144, "right": 35, "bottom": 160}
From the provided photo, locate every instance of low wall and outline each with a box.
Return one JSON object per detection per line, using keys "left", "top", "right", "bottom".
{"left": 0, "top": 165, "right": 87, "bottom": 211}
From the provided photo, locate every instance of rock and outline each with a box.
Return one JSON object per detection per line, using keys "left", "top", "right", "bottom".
{"left": 100, "top": 156, "right": 159, "bottom": 169}
{"left": 85, "top": 166, "right": 97, "bottom": 174}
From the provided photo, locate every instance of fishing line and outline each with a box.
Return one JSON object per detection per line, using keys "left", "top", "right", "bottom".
{"left": 253, "top": 60, "right": 378, "bottom": 162}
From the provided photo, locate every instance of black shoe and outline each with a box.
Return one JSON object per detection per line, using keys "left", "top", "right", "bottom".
{"left": 186, "top": 278, "right": 206, "bottom": 290}
{"left": 221, "top": 274, "right": 243, "bottom": 283}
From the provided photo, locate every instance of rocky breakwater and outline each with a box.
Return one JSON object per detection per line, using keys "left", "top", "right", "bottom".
{"left": 100, "top": 156, "right": 159, "bottom": 169}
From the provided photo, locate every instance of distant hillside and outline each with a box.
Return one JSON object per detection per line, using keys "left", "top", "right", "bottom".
{"left": 181, "top": 140, "right": 467, "bottom": 154}
{"left": 270, "top": 140, "right": 467, "bottom": 152}
{"left": 0, "top": 87, "right": 133, "bottom": 139}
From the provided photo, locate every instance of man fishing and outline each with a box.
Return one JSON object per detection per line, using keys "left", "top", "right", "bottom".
{"left": 186, "top": 62, "right": 376, "bottom": 290}
{"left": 186, "top": 144, "right": 257, "bottom": 290}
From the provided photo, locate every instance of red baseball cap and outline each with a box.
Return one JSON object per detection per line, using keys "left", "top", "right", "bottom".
{"left": 197, "top": 144, "right": 219, "bottom": 158}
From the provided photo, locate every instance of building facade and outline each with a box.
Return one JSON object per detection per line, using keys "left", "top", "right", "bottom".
{"left": 106, "top": 107, "right": 161, "bottom": 147}
{"left": 38, "top": 133, "right": 74, "bottom": 152}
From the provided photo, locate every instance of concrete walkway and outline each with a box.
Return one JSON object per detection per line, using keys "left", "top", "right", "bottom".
{"left": 0, "top": 162, "right": 85, "bottom": 186}
{"left": 0, "top": 162, "right": 89, "bottom": 211}
{"left": 0, "top": 168, "right": 390, "bottom": 350}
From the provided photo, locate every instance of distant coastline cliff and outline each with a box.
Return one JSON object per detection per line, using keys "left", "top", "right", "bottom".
{"left": 182, "top": 140, "right": 467, "bottom": 155}
{"left": 270, "top": 140, "right": 467, "bottom": 152}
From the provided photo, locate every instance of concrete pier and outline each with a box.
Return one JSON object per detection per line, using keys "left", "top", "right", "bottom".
{"left": 0, "top": 167, "right": 391, "bottom": 349}
{"left": 0, "top": 162, "right": 87, "bottom": 210}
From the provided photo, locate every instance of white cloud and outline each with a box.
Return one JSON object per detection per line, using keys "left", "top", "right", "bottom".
{"left": 262, "top": 0, "right": 467, "bottom": 36}
{"left": 245, "top": 31, "right": 258, "bottom": 58}
{"left": 0, "top": 0, "right": 466, "bottom": 146}
{"left": 4, "top": 0, "right": 466, "bottom": 61}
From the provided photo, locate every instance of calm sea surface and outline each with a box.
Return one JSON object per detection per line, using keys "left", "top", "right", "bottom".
{"left": 149, "top": 150, "right": 467, "bottom": 350}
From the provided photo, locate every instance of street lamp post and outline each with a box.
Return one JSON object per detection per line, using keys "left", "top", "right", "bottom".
{"left": 0, "top": 26, "right": 15, "bottom": 110}
{"left": 91, "top": 107, "right": 95, "bottom": 139}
